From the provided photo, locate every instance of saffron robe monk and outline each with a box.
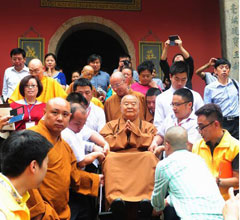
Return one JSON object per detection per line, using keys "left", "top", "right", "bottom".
{"left": 8, "top": 58, "right": 67, "bottom": 103}
{"left": 104, "top": 71, "right": 147, "bottom": 122}
{"left": 27, "top": 98, "right": 102, "bottom": 220}
{"left": 100, "top": 95, "right": 158, "bottom": 207}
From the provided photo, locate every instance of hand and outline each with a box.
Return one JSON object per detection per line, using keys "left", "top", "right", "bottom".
{"left": 223, "top": 187, "right": 239, "bottom": 220}
{"left": 148, "top": 80, "right": 158, "bottom": 88}
{"left": 0, "top": 115, "right": 12, "bottom": 130}
{"left": 154, "top": 145, "right": 165, "bottom": 157}
{"left": 148, "top": 141, "right": 158, "bottom": 153}
{"left": 152, "top": 209, "right": 162, "bottom": 216}
{"left": 125, "top": 120, "right": 139, "bottom": 134}
{"left": 208, "top": 57, "right": 217, "bottom": 67}
{"left": 164, "top": 39, "right": 170, "bottom": 48}
{"left": 97, "top": 152, "right": 105, "bottom": 163}
{"left": 175, "top": 36, "right": 182, "bottom": 47}
{"left": 103, "top": 143, "right": 110, "bottom": 155}
{"left": 99, "top": 174, "right": 104, "bottom": 186}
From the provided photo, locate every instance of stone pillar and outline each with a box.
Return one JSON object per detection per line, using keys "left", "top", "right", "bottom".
{"left": 219, "top": 0, "right": 239, "bottom": 80}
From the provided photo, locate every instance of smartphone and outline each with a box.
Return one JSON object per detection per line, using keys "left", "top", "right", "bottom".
{"left": 169, "top": 35, "right": 179, "bottom": 46}
{"left": 9, "top": 114, "right": 24, "bottom": 124}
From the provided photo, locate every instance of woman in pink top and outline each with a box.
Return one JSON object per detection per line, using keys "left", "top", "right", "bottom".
{"left": 131, "top": 60, "right": 162, "bottom": 95}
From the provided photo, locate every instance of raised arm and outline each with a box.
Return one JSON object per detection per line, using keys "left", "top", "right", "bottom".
{"left": 195, "top": 58, "right": 217, "bottom": 79}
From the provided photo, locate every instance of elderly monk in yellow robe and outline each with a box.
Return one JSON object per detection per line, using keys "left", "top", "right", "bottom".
{"left": 100, "top": 95, "right": 158, "bottom": 220}
{"left": 8, "top": 58, "right": 67, "bottom": 103}
{"left": 27, "top": 97, "right": 103, "bottom": 220}
{"left": 104, "top": 71, "right": 147, "bottom": 122}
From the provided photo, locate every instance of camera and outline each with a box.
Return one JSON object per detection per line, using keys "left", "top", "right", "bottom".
{"left": 122, "top": 59, "right": 131, "bottom": 66}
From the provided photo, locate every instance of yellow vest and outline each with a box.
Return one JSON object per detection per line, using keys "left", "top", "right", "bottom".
{"left": 192, "top": 130, "right": 239, "bottom": 200}
{"left": 0, "top": 174, "right": 30, "bottom": 220}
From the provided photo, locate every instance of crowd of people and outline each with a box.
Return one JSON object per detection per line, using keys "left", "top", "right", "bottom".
{"left": 0, "top": 35, "right": 239, "bottom": 220}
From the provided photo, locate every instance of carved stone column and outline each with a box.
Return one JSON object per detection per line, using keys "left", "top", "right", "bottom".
{"left": 220, "top": 0, "right": 239, "bottom": 80}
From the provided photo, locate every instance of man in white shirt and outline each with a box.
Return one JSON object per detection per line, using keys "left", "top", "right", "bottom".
{"left": 73, "top": 78, "right": 106, "bottom": 132}
{"left": 154, "top": 61, "right": 204, "bottom": 131}
{"left": 2, "top": 48, "right": 29, "bottom": 101}
{"left": 150, "top": 88, "right": 201, "bottom": 152}
{"left": 61, "top": 102, "right": 105, "bottom": 220}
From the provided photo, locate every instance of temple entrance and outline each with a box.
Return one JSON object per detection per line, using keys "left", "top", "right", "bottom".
{"left": 57, "top": 29, "right": 126, "bottom": 84}
{"left": 48, "top": 16, "right": 136, "bottom": 85}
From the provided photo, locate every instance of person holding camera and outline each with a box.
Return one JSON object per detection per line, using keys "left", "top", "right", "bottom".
{"left": 113, "top": 54, "right": 139, "bottom": 82}
{"left": 160, "top": 35, "right": 194, "bottom": 89}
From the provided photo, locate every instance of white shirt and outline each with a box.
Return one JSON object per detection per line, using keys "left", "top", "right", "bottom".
{"left": 2, "top": 66, "right": 29, "bottom": 101}
{"left": 86, "top": 102, "right": 106, "bottom": 132}
{"left": 154, "top": 86, "right": 204, "bottom": 131}
{"left": 61, "top": 127, "right": 94, "bottom": 163}
{"left": 158, "top": 111, "right": 202, "bottom": 144}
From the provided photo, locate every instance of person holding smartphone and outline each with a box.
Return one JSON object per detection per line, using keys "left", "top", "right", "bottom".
{"left": 160, "top": 35, "right": 194, "bottom": 89}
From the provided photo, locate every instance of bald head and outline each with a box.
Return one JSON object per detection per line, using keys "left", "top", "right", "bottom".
{"left": 110, "top": 71, "right": 125, "bottom": 81}
{"left": 81, "top": 65, "right": 94, "bottom": 80}
{"left": 44, "top": 98, "right": 71, "bottom": 137}
{"left": 165, "top": 126, "right": 188, "bottom": 151}
{"left": 28, "top": 58, "right": 44, "bottom": 80}
{"left": 121, "top": 95, "right": 139, "bottom": 121}
{"left": 110, "top": 71, "right": 129, "bottom": 97}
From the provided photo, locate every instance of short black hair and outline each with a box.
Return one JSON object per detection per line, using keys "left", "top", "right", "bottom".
{"left": 87, "top": 54, "right": 102, "bottom": 64}
{"left": 66, "top": 92, "right": 88, "bottom": 107}
{"left": 214, "top": 58, "right": 231, "bottom": 69}
{"left": 173, "top": 88, "right": 193, "bottom": 105}
{"left": 119, "top": 54, "right": 131, "bottom": 60}
{"left": 146, "top": 88, "right": 161, "bottom": 97}
{"left": 195, "top": 103, "right": 223, "bottom": 127}
{"left": 0, "top": 130, "right": 52, "bottom": 177}
{"left": 137, "top": 60, "right": 154, "bottom": 74}
{"left": 172, "top": 53, "right": 184, "bottom": 63}
{"left": 73, "top": 78, "right": 93, "bottom": 91}
{"left": 170, "top": 61, "right": 188, "bottom": 77}
{"left": 19, "top": 75, "right": 43, "bottom": 97}
{"left": 10, "top": 48, "right": 26, "bottom": 58}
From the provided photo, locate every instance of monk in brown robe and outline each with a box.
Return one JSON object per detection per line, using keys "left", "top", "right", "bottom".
{"left": 27, "top": 98, "right": 103, "bottom": 220}
{"left": 100, "top": 95, "right": 158, "bottom": 220}
{"left": 104, "top": 71, "right": 147, "bottom": 122}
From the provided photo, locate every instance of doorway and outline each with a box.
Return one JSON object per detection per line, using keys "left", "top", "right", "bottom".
{"left": 57, "top": 29, "right": 126, "bottom": 84}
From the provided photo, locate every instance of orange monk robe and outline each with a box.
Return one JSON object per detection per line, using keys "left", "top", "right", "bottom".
{"left": 100, "top": 117, "right": 157, "bottom": 151}
{"left": 104, "top": 89, "right": 147, "bottom": 122}
{"left": 145, "top": 108, "right": 154, "bottom": 124}
{"left": 100, "top": 117, "right": 158, "bottom": 204}
{"left": 27, "top": 120, "right": 100, "bottom": 220}
{"left": 66, "top": 82, "right": 103, "bottom": 109}
{"left": 8, "top": 76, "right": 67, "bottom": 103}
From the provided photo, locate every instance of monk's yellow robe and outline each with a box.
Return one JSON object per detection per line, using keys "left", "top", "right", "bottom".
{"left": 27, "top": 120, "right": 100, "bottom": 220}
{"left": 8, "top": 76, "right": 67, "bottom": 103}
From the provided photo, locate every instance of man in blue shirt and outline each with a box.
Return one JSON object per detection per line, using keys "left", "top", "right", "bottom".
{"left": 151, "top": 126, "right": 225, "bottom": 220}
{"left": 204, "top": 58, "right": 239, "bottom": 139}
{"left": 88, "top": 54, "right": 110, "bottom": 92}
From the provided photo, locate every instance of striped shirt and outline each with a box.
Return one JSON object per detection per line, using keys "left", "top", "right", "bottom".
{"left": 151, "top": 150, "right": 224, "bottom": 220}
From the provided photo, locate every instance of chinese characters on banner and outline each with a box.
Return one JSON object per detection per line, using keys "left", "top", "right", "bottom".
{"left": 139, "top": 41, "right": 163, "bottom": 79}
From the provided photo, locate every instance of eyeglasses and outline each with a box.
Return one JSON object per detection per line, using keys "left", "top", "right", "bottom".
{"left": 25, "top": 85, "right": 38, "bottom": 89}
{"left": 196, "top": 121, "right": 215, "bottom": 131}
{"left": 170, "top": 101, "right": 189, "bottom": 107}
{"left": 111, "top": 80, "right": 124, "bottom": 89}
{"left": 29, "top": 69, "right": 40, "bottom": 74}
